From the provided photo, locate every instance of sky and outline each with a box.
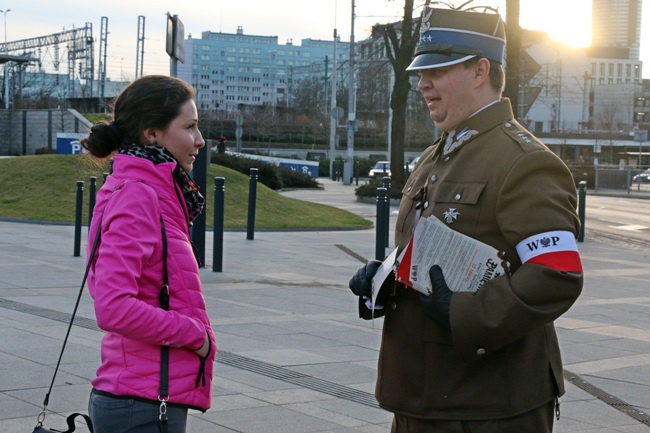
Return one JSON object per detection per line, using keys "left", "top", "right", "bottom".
{"left": 1, "top": 0, "right": 649, "bottom": 81}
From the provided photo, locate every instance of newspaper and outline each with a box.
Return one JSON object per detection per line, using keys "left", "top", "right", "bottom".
{"left": 395, "top": 216, "right": 507, "bottom": 295}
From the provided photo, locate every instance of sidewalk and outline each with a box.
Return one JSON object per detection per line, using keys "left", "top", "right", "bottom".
{"left": 0, "top": 178, "right": 649, "bottom": 432}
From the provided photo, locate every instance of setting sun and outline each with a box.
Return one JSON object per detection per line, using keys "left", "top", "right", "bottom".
{"left": 518, "top": 0, "right": 592, "bottom": 48}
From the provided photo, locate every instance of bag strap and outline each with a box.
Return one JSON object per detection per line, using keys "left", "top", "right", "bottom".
{"left": 158, "top": 216, "right": 170, "bottom": 433}
{"left": 35, "top": 413, "right": 94, "bottom": 433}
{"left": 36, "top": 222, "right": 103, "bottom": 429}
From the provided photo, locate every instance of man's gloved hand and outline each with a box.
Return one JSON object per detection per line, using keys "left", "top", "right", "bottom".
{"left": 418, "top": 265, "right": 453, "bottom": 329}
{"left": 349, "top": 260, "right": 382, "bottom": 298}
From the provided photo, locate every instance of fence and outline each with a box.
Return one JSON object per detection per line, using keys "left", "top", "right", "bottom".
{"left": 593, "top": 167, "right": 650, "bottom": 196}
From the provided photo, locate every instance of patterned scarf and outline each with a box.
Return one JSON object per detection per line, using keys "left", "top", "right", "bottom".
{"left": 116, "top": 144, "right": 205, "bottom": 223}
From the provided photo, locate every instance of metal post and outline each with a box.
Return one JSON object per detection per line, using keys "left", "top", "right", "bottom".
{"left": 382, "top": 176, "right": 391, "bottom": 247}
{"left": 246, "top": 168, "right": 258, "bottom": 240}
{"left": 212, "top": 177, "right": 225, "bottom": 272}
{"left": 329, "top": 28, "right": 338, "bottom": 178}
{"left": 343, "top": 0, "right": 356, "bottom": 185}
{"left": 88, "top": 176, "right": 96, "bottom": 230}
{"left": 73, "top": 181, "right": 84, "bottom": 257}
{"left": 577, "top": 181, "right": 586, "bottom": 242}
{"left": 375, "top": 187, "right": 388, "bottom": 260}
{"left": 1, "top": 9, "right": 10, "bottom": 110}
{"left": 22, "top": 111, "right": 27, "bottom": 155}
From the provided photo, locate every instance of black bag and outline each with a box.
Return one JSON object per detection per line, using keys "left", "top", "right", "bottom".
{"left": 33, "top": 413, "right": 93, "bottom": 433}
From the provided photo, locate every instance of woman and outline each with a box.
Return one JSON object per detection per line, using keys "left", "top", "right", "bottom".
{"left": 81, "top": 75, "right": 216, "bottom": 433}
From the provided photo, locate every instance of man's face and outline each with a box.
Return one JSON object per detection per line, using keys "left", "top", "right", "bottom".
{"left": 417, "top": 62, "right": 477, "bottom": 132}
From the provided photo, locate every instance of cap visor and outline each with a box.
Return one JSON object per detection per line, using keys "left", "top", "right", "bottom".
{"left": 406, "top": 53, "right": 476, "bottom": 71}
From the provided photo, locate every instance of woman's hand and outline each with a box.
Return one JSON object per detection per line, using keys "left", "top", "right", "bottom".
{"left": 194, "top": 332, "right": 210, "bottom": 357}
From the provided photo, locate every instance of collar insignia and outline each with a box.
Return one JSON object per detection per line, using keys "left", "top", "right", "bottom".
{"left": 443, "top": 128, "right": 479, "bottom": 155}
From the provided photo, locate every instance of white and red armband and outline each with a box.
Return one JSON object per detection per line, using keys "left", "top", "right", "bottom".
{"left": 516, "top": 231, "right": 583, "bottom": 272}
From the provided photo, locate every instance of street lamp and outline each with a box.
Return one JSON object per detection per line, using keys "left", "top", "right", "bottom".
{"left": 0, "top": 9, "right": 9, "bottom": 48}
{"left": 1, "top": 9, "right": 10, "bottom": 110}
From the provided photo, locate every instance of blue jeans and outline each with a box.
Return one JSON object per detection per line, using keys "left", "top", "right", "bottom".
{"left": 89, "top": 390, "right": 188, "bottom": 433}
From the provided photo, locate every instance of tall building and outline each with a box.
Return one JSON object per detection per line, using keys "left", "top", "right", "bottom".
{"left": 591, "top": 0, "right": 643, "bottom": 60}
{"left": 178, "top": 26, "right": 349, "bottom": 113}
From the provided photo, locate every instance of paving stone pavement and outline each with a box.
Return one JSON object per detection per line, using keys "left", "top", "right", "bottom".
{"left": 1, "top": 178, "right": 649, "bottom": 432}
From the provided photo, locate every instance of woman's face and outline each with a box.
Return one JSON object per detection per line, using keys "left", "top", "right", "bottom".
{"left": 154, "top": 100, "right": 205, "bottom": 172}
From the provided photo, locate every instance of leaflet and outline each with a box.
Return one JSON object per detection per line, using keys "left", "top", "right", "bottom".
{"left": 395, "top": 216, "right": 507, "bottom": 295}
{"left": 370, "top": 247, "right": 398, "bottom": 311}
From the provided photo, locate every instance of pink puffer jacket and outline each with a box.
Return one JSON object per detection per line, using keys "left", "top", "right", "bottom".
{"left": 87, "top": 154, "right": 216, "bottom": 411}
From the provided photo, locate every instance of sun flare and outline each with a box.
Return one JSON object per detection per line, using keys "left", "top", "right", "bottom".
{"left": 518, "top": 0, "right": 592, "bottom": 48}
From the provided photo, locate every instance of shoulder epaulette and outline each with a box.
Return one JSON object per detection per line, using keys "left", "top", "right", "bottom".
{"left": 501, "top": 120, "right": 539, "bottom": 149}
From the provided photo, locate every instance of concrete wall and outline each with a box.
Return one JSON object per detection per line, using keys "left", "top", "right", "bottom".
{"left": 0, "top": 109, "right": 92, "bottom": 155}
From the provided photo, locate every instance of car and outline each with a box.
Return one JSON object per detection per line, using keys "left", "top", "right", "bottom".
{"left": 633, "top": 169, "right": 650, "bottom": 183}
{"left": 407, "top": 156, "right": 420, "bottom": 172}
{"left": 368, "top": 161, "right": 391, "bottom": 179}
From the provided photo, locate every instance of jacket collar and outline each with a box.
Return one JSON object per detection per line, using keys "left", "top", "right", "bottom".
{"left": 439, "top": 98, "right": 514, "bottom": 156}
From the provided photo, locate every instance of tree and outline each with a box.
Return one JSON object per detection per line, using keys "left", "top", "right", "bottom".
{"left": 504, "top": 0, "right": 521, "bottom": 117}
{"left": 382, "top": 0, "right": 419, "bottom": 187}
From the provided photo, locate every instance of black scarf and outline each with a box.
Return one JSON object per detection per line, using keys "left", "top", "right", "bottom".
{"left": 115, "top": 145, "right": 205, "bottom": 224}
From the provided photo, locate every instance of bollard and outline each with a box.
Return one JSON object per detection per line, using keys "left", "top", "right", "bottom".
{"left": 354, "top": 160, "right": 359, "bottom": 186}
{"left": 376, "top": 187, "right": 388, "bottom": 260}
{"left": 247, "top": 168, "right": 258, "bottom": 240}
{"left": 212, "top": 177, "right": 225, "bottom": 272}
{"left": 73, "top": 181, "right": 84, "bottom": 257}
{"left": 88, "top": 176, "right": 97, "bottom": 230}
{"left": 577, "top": 181, "right": 586, "bottom": 242}
{"left": 382, "top": 176, "right": 391, "bottom": 248}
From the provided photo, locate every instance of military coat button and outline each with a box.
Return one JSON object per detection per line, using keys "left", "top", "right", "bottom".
{"left": 391, "top": 302, "right": 397, "bottom": 311}
{"left": 454, "top": 193, "right": 461, "bottom": 200}
{"left": 476, "top": 348, "right": 487, "bottom": 356}
{"left": 431, "top": 174, "right": 438, "bottom": 183}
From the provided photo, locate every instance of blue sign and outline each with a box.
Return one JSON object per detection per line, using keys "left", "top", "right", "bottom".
{"left": 56, "top": 133, "right": 87, "bottom": 154}
{"left": 278, "top": 162, "right": 319, "bottom": 178}
{"left": 233, "top": 152, "right": 319, "bottom": 178}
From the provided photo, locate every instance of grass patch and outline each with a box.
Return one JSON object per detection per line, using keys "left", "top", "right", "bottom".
{"left": 0, "top": 155, "right": 372, "bottom": 230}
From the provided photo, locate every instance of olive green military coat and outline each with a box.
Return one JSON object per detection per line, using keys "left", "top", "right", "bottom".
{"left": 374, "top": 99, "right": 583, "bottom": 420}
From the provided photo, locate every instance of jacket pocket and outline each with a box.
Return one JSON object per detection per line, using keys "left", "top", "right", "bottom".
{"left": 429, "top": 180, "right": 486, "bottom": 236}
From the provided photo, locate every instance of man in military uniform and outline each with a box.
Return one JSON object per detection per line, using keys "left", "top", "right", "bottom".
{"left": 349, "top": 7, "right": 584, "bottom": 433}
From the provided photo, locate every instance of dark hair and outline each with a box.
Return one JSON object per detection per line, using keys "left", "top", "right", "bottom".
{"left": 463, "top": 57, "right": 505, "bottom": 94}
{"left": 81, "top": 75, "right": 196, "bottom": 158}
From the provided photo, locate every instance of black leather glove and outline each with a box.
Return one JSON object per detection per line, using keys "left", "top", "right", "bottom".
{"left": 349, "top": 260, "right": 382, "bottom": 298}
{"left": 418, "top": 265, "right": 453, "bottom": 329}
{"left": 350, "top": 260, "right": 394, "bottom": 320}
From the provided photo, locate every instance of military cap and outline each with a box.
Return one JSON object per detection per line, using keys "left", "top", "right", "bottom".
{"left": 406, "top": 7, "right": 506, "bottom": 71}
